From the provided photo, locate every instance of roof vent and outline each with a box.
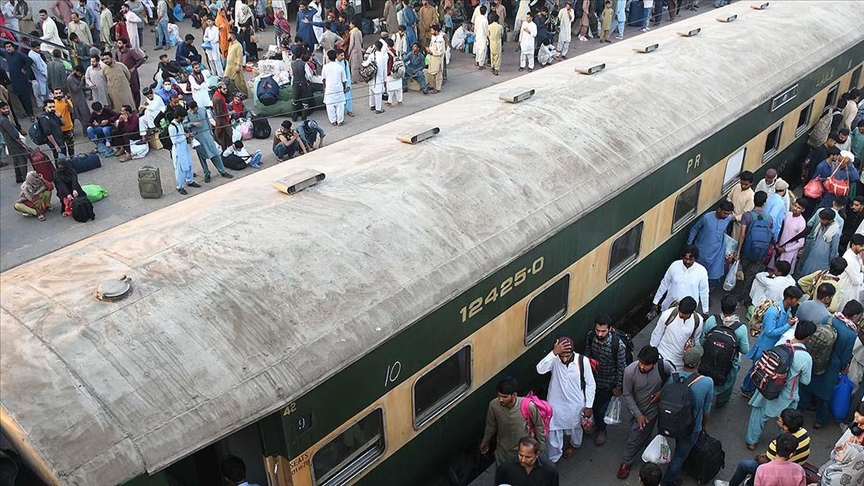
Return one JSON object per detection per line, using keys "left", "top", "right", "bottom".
{"left": 717, "top": 14, "right": 737, "bottom": 22}
{"left": 751, "top": 2, "right": 769, "bottom": 10}
{"left": 499, "top": 88, "right": 536, "bottom": 103}
{"left": 272, "top": 170, "right": 326, "bottom": 195}
{"left": 95, "top": 276, "right": 132, "bottom": 302}
{"left": 633, "top": 43, "right": 659, "bottom": 53}
{"left": 677, "top": 28, "right": 701, "bottom": 37}
{"left": 397, "top": 127, "right": 440, "bottom": 144}
{"left": 575, "top": 63, "right": 605, "bottom": 75}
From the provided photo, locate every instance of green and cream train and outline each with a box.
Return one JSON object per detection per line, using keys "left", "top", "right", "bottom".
{"left": 2, "top": 2, "right": 863, "bottom": 485}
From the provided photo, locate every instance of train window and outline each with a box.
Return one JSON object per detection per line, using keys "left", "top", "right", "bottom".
{"left": 413, "top": 345, "right": 472, "bottom": 429}
{"left": 763, "top": 122, "right": 783, "bottom": 162}
{"left": 796, "top": 101, "right": 814, "bottom": 137}
{"left": 722, "top": 148, "right": 747, "bottom": 193}
{"left": 607, "top": 222, "right": 644, "bottom": 282}
{"left": 672, "top": 181, "right": 702, "bottom": 233}
{"left": 525, "top": 274, "right": 571, "bottom": 344}
{"left": 826, "top": 83, "right": 840, "bottom": 109}
{"left": 853, "top": 66, "right": 862, "bottom": 89}
{"left": 312, "top": 408, "right": 385, "bottom": 486}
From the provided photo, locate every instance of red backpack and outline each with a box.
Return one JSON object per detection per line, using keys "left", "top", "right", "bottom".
{"left": 520, "top": 392, "right": 553, "bottom": 439}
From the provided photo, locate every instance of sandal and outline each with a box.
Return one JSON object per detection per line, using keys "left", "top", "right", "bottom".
{"left": 595, "top": 431, "right": 606, "bottom": 446}
{"left": 563, "top": 445, "right": 577, "bottom": 459}
{"left": 37, "top": 214, "right": 45, "bottom": 221}
{"left": 747, "top": 443, "right": 757, "bottom": 451}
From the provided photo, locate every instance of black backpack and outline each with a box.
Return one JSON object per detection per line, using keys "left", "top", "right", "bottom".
{"left": 750, "top": 343, "right": 796, "bottom": 400}
{"left": 28, "top": 116, "right": 48, "bottom": 145}
{"left": 53, "top": 17, "right": 68, "bottom": 40}
{"left": 252, "top": 118, "right": 271, "bottom": 139}
{"left": 71, "top": 195, "right": 95, "bottom": 223}
{"left": 657, "top": 372, "right": 703, "bottom": 439}
{"left": 159, "top": 122, "right": 176, "bottom": 151}
{"left": 698, "top": 317, "right": 743, "bottom": 387}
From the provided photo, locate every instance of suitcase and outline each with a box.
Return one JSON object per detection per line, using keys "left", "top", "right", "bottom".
{"left": 683, "top": 431, "right": 725, "bottom": 484}
{"left": 138, "top": 166, "right": 163, "bottom": 199}
{"left": 69, "top": 153, "right": 102, "bottom": 174}
{"left": 30, "top": 149, "right": 55, "bottom": 182}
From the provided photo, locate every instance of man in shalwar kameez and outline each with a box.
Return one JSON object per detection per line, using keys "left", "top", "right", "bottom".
{"left": 536, "top": 336, "right": 596, "bottom": 463}
{"left": 167, "top": 107, "right": 201, "bottom": 195}
{"left": 114, "top": 37, "right": 145, "bottom": 107}
{"left": 472, "top": 5, "right": 488, "bottom": 69}
{"left": 101, "top": 53, "right": 135, "bottom": 111}
{"left": 186, "top": 100, "right": 233, "bottom": 183}
{"left": 797, "top": 209, "right": 842, "bottom": 279}
{"left": 687, "top": 201, "right": 733, "bottom": 291}
{"left": 768, "top": 199, "right": 807, "bottom": 275}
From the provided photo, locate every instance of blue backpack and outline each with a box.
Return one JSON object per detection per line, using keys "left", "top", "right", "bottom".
{"left": 740, "top": 211, "right": 773, "bottom": 262}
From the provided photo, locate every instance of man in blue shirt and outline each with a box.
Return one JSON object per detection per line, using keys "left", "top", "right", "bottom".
{"left": 746, "top": 321, "right": 815, "bottom": 449}
{"left": 662, "top": 346, "right": 714, "bottom": 486}
{"left": 176, "top": 34, "right": 202, "bottom": 67}
{"left": 741, "top": 286, "right": 803, "bottom": 397}
{"left": 687, "top": 201, "right": 734, "bottom": 291}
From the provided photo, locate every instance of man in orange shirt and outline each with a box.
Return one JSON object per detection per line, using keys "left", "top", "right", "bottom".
{"left": 52, "top": 88, "right": 77, "bottom": 156}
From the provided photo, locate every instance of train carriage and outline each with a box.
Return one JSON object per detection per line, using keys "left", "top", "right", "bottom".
{"left": 2, "top": 2, "right": 863, "bottom": 485}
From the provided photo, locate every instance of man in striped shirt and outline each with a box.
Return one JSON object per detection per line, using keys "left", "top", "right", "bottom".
{"left": 714, "top": 409, "right": 810, "bottom": 486}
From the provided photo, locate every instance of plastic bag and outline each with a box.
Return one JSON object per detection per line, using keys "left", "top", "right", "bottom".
{"left": 580, "top": 413, "right": 595, "bottom": 435}
{"left": 723, "top": 259, "right": 740, "bottom": 292}
{"left": 82, "top": 184, "right": 108, "bottom": 202}
{"left": 240, "top": 120, "right": 253, "bottom": 140}
{"left": 642, "top": 435, "right": 671, "bottom": 464}
{"left": 232, "top": 124, "right": 242, "bottom": 142}
{"left": 604, "top": 396, "right": 622, "bottom": 425}
{"left": 830, "top": 374, "right": 855, "bottom": 422}
{"left": 724, "top": 234, "right": 738, "bottom": 257}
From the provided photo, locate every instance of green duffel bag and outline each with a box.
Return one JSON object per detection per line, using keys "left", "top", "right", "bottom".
{"left": 82, "top": 185, "right": 108, "bottom": 202}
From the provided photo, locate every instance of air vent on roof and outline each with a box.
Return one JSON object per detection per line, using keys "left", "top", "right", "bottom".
{"left": 717, "top": 14, "right": 737, "bottom": 22}
{"left": 751, "top": 2, "right": 769, "bottom": 10}
{"left": 575, "top": 63, "right": 605, "bottom": 75}
{"left": 397, "top": 127, "right": 440, "bottom": 144}
{"left": 633, "top": 44, "right": 659, "bottom": 53}
{"left": 499, "top": 88, "right": 535, "bottom": 103}
{"left": 678, "top": 28, "right": 701, "bottom": 37}
{"left": 272, "top": 170, "right": 326, "bottom": 194}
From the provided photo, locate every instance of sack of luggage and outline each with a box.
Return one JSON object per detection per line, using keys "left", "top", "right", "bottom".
{"left": 222, "top": 154, "right": 248, "bottom": 171}
{"left": 808, "top": 107, "right": 838, "bottom": 148}
{"left": 807, "top": 323, "right": 838, "bottom": 375}
{"left": 750, "top": 343, "right": 796, "bottom": 400}
{"left": 683, "top": 431, "right": 725, "bottom": 484}
{"left": 240, "top": 120, "right": 253, "bottom": 140}
{"left": 657, "top": 372, "right": 704, "bottom": 439}
{"left": 252, "top": 118, "right": 271, "bottom": 139}
{"left": 257, "top": 76, "right": 280, "bottom": 106}
{"left": 138, "top": 166, "right": 163, "bottom": 199}
{"left": 82, "top": 185, "right": 108, "bottom": 202}
{"left": 698, "top": 319, "right": 743, "bottom": 387}
{"left": 748, "top": 299, "right": 778, "bottom": 338}
{"left": 520, "top": 392, "right": 553, "bottom": 440}
{"left": 69, "top": 153, "right": 102, "bottom": 174}
{"left": 29, "top": 148, "right": 54, "bottom": 182}
{"left": 130, "top": 140, "right": 149, "bottom": 159}
{"left": 71, "top": 195, "right": 95, "bottom": 223}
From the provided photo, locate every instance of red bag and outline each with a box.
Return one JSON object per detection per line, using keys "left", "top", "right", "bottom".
{"left": 803, "top": 177, "right": 824, "bottom": 199}
{"left": 823, "top": 164, "right": 850, "bottom": 197}
{"left": 29, "top": 149, "right": 55, "bottom": 182}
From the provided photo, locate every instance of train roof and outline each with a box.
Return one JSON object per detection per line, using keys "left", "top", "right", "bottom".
{"left": 3, "top": 2, "right": 863, "bottom": 484}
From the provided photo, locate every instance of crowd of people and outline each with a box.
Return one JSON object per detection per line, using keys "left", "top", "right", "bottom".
{"left": 479, "top": 86, "right": 864, "bottom": 486}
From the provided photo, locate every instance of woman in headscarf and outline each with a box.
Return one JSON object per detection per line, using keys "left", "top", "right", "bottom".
{"left": 14, "top": 171, "right": 54, "bottom": 221}
{"left": 53, "top": 158, "right": 84, "bottom": 203}
{"left": 216, "top": 7, "right": 231, "bottom": 59}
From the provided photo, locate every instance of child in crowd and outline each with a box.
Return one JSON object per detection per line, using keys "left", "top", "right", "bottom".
{"left": 600, "top": 0, "right": 613, "bottom": 43}
{"left": 223, "top": 140, "right": 263, "bottom": 168}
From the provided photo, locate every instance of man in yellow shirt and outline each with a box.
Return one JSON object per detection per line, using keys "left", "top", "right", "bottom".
{"left": 52, "top": 88, "right": 77, "bottom": 156}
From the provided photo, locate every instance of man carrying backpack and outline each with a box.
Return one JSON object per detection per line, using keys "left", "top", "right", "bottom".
{"left": 649, "top": 296, "right": 703, "bottom": 371}
{"left": 617, "top": 346, "right": 673, "bottom": 480}
{"left": 733, "top": 191, "right": 774, "bottom": 306}
{"left": 797, "top": 300, "right": 862, "bottom": 429}
{"left": 32, "top": 98, "right": 66, "bottom": 160}
{"left": 741, "top": 286, "right": 804, "bottom": 398}
{"left": 746, "top": 321, "right": 816, "bottom": 450}
{"left": 536, "top": 336, "right": 596, "bottom": 463}
{"left": 584, "top": 314, "right": 629, "bottom": 447}
{"left": 480, "top": 376, "right": 547, "bottom": 465}
{"left": 660, "top": 346, "right": 714, "bottom": 486}
{"left": 699, "top": 294, "right": 749, "bottom": 409}
{"left": 797, "top": 208, "right": 842, "bottom": 279}
{"left": 798, "top": 257, "right": 847, "bottom": 313}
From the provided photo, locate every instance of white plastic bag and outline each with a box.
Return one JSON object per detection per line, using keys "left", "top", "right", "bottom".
{"left": 130, "top": 141, "right": 149, "bottom": 159}
{"left": 604, "top": 396, "right": 623, "bottom": 425}
{"left": 642, "top": 435, "right": 671, "bottom": 464}
{"left": 723, "top": 259, "right": 740, "bottom": 292}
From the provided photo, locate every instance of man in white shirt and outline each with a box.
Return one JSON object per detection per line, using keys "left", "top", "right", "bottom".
{"left": 536, "top": 336, "right": 595, "bottom": 463}
{"left": 837, "top": 234, "right": 864, "bottom": 311}
{"left": 842, "top": 89, "right": 860, "bottom": 131}
{"left": 754, "top": 168, "right": 784, "bottom": 195}
{"left": 649, "top": 296, "right": 703, "bottom": 371}
{"left": 321, "top": 50, "right": 347, "bottom": 126}
{"left": 518, "top": 11, "right": 536, "bottom": 72}
{"left": 3, "top": 0, "right": 19, "bottom": 32}
{"left": 137, "top": 86, "right": 166, "bottom": 137}
{"left": 750, "top": 261, "right": 796, "bottom": 305}
{"left": 38, "top": 9, "right": 62, "bottom": 46}
{"left": 651, "top": 246, "right": 710, "bottom": 315}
